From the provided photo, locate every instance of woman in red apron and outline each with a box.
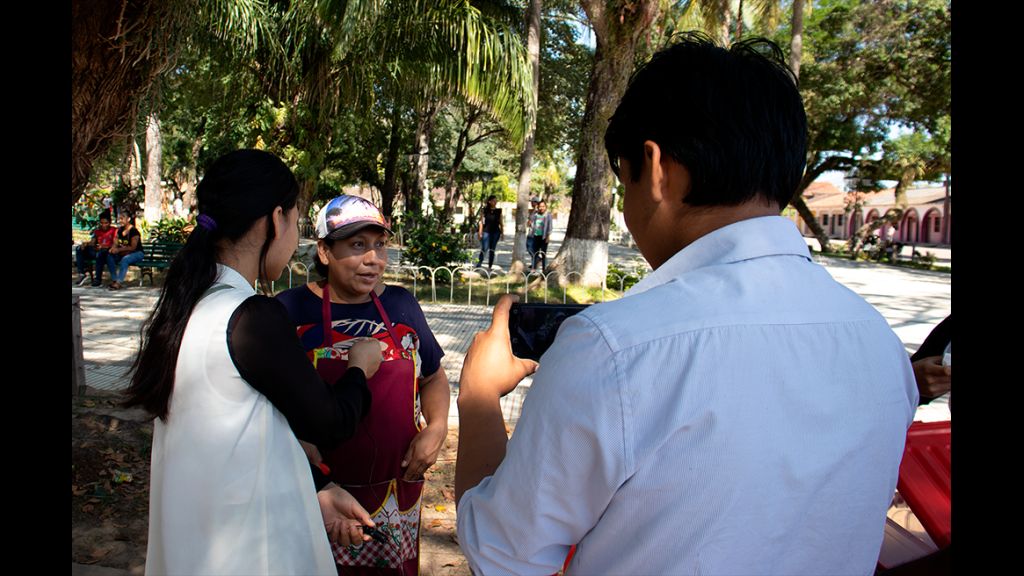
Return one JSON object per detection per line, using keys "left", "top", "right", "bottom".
{"left": 277, "top": 195, "right": 450, "bottom": 575}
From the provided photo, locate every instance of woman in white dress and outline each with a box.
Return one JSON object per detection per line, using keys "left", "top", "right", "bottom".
{"left": 124, "top": 149, "right": 380, "bottom": 575}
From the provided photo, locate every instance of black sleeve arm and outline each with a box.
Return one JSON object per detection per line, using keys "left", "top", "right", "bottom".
{"left": 910, "top": 315, "right": 951, "bottom": 362}
{"left": 310, "top": 463, "right": 331, "bottom": 492}
{"left": 227, "top": 295, "right": 372, "bottom": 449}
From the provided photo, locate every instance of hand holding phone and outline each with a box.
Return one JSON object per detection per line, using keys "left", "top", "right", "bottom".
{"left": 458, "top": 296, "right": 539, "bottom": 399}
{"left": 508, "top": 303, "right": 589, "bottom": 362}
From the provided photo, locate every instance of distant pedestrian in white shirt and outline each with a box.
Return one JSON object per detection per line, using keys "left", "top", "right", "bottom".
{"left": 172, "top": 195, "right": 185, "bottom": 218}
{"left": 454, "top": 32, "right": 918, "bottom": 575}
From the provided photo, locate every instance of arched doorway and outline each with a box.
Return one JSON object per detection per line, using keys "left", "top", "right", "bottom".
{"left": 901, "top": 209, "right": 919, "bottom": 243}
{"left": 865, "top": 209, "right": 880, "bottom": 235}
{"left": 849, "top": 210, "right": 863, "bottom": 238}
{"left": 921, "top": 208, "right": 942, "bottom": 244}
{"left": 880, "top": 210, "right": 898, "bottom": 241}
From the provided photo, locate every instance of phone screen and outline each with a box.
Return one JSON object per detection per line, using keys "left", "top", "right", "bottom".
{"left": 508, "top": 303, "right": 589, "bottom": 361}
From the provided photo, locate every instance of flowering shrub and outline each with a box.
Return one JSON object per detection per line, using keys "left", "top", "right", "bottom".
{"left": 398, "top": 211, "right": 470, "bottom": 280}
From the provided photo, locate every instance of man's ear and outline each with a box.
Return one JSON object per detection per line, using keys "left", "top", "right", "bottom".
{"left": 644, "top": 140, "right": 691, "bottom": 205}
{"left": 643, "top": 140, "right": 666, "bottom": 203}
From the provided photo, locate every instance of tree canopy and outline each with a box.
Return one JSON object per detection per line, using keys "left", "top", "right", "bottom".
{"left": 74, "top": 0, "right": 950, "bottom": 277}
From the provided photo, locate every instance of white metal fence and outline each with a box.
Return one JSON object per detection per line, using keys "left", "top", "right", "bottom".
{"left": 274, "top": 254, "right": 648, "bottom": 304}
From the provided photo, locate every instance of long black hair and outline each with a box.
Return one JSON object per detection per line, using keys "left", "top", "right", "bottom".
{"left": 120, "top": 210, "right": 136, "bottom": 227}
{"left": 123, "top": 149, "right": 299, "bottom": 420}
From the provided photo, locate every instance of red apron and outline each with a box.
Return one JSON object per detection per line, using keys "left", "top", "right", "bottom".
{"left": 311, "top": 283, "right": 423, "bottom": 574}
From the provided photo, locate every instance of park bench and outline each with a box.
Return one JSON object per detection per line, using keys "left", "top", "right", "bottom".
{"left": 133, "top": 241, "right": 185, "bottom": 286}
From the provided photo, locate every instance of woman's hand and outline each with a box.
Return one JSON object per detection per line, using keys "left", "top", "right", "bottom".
{"left": 911, "top": 355, "right": 951, "bottom": 399}
{"left": 318, "top": 483, "right": 375, "bottom": 547}
{"left": 347, "top": 338, "right": 385, "bottom": 379}
{"left": 401, "top": 423, "right": 447, "bottom": 481}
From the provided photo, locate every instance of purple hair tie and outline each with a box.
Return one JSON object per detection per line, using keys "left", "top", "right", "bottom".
{"left": 197, "top": 214, "right": 218, "bottom": 231}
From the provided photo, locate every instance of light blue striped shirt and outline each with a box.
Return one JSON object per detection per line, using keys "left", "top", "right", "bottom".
{"left": 457, "top": 216, "right": 918, "bottom": 575}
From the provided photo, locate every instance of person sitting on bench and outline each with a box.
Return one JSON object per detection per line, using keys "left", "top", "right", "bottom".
{"left": 75, "top": 210, "right": 116, "bottom": 287}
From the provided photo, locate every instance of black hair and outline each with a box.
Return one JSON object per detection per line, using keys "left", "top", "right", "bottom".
{"left": 604, "top": 32, "right": 807, "bottom": 209}
{"left": 315, "top": 238, "right": 335, "bottom": 279}
{"left": 120, "top": 210, "right": 136, "bottom": 226}
{"left": 124, "top": 149, "right": 298, "bottom": 420}
{"left": 99, "top": 210, "right": 112, "bottom": 222}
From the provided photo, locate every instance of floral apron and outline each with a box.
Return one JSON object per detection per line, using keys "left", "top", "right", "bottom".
{"left": 312, "top": 284, "right": 423, "bottom": 574}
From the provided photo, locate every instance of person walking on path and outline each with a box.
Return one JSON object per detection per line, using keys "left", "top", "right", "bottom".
{"left": 476, "top": 195, "right": 502, "bottom": 270}
{"left": 527, "top": 200, "right": 553, "bottom": 272}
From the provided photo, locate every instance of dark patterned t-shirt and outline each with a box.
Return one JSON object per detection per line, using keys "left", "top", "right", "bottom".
{"left": 275, "top": 284, "right": 443, "bottom": 378}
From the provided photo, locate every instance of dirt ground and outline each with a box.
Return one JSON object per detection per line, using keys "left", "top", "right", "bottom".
{"left": 71, "top": 389, "right": 470, "bottom": 575}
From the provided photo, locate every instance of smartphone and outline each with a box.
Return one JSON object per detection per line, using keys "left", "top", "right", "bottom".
{"left": 508, "top": 303, "right": 589, "bottom": 361}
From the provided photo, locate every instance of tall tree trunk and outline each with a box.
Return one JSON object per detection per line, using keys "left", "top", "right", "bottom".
{"left": 789, "top": 0, "right": 805, "bottom": 79}
{"left": 786, "top": 0, "right": 832, "bottom": 252}
{"left": 71, "top": 0, "right": 183, "bottom": 206}
{"left": 411, "top": 100, "right": 440, "bottom": 216}
{"left": 441, "top": 107, "right": 483, "bottom": 222}
{"left": 512, "top": 0, "right": 543, "bottom": 275}
{"left": 294, "top": 106, "right": 332, "bottom": 232}
{"left": 181, "top": 118, "right": 205, "bottom": 216}
{"left": 381, "top": 107, "right": 404, "bottom": 225}
{"left": 791, "top": 195, "right": 832, "bottom": 252}
{"left": 144, "top": 114, "right": 163, "bottom": 223}
{"left": 297, "top": 169, "right": 321, "bottom": 232}
{"left": 399, "top": 170, "right": 414, "bottom": 229}
{"left": 550, "top": 0, "right": 661, "bottom": 286}
{"left": 790, "top": 195, "right": 830, "bottom": 250}
{"left": 735, "top": 0, "right": 745, "bottom": 43}
{"left": 710, "top": 0, "right": 734, "bottom": 47}
{"left": 121, "top": 133, "right": 144, "bottom": 197}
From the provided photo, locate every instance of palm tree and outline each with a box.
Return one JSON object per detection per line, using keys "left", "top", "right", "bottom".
{"left": 658, "top": 0, "right": 781, "bottom": 47}
{"left": 783, "top": 0, "right": 834, "bottom": 253}
{"left": 511, "top": 0, "right": 543, "bottom": 274}
{"left": 73, "top": 0, "right": 533, "bottom": 227}
{"left": 72, "top": 0, "right": 269, "bottom": 206}
{"left": 273, "top": 0, "right": 535, "bottom": 220}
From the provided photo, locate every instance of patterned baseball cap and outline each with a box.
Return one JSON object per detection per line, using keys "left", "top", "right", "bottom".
{"left": 314, "top": 194, "right": 393, "bottom": 240}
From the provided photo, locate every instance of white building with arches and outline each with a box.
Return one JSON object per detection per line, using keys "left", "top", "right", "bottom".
{"left": 791, "top": 182, "right": 951, "bottom": 246}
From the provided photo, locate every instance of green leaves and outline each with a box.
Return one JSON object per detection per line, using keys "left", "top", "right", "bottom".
{"left": 398, "top": 210, "right": 471, "bottom": 273}
{"left": 799, "top": 0, "right": 950, "bottom": 176}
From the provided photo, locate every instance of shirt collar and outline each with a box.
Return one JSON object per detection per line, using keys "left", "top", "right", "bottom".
{"left": 215, "top": 264, "right": 257, "bottom": 295}
{"left": 625, "top": 216, "right": 811, "bottom": 297}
